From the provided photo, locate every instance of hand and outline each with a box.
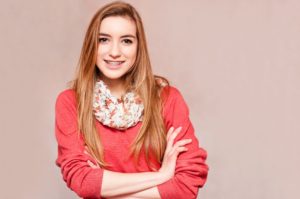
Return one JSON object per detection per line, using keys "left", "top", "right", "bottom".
{"left": 158, "top": 126, "right": 192, "bottom": 181}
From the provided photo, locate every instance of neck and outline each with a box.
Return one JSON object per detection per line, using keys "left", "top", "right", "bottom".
{"left": 100, "top": 75, "right": 126, "bottom": 99}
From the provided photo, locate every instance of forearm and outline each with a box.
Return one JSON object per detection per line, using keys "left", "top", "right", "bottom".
{"left": 101, "top": 169, "right": 164, "bottom": 198}
{"left": 108, "top": 186, "right": 161, "bottom": 199}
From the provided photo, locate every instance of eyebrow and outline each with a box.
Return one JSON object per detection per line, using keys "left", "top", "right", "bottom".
{"left": 99, "top": 33, "right": 136, "bottom": 39}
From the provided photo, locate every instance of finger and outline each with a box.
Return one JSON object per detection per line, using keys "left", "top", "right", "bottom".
{"left": 165, "top": 127, "right": 175, "bottom": 153}
{"left": 168, "top": 126, "right": 182, "bottom": 145}
{"left": 165, "top": 127, "right": 182, "bottom": 154}
{"left": 166, "top": 127, "right": 181, "bottom": 153}
{"left": 176, "top": 147, "right": 188, "bottom": 154}
{"left": 173, "top": 138, "right": 192, "bottom": 149}
{"left": 87, "top": 160, "right": 95, "bottom": 168}
{"left": 166, "top": 126, "right": 174, "bottom": 141}
{"left": 170, "top": 146, "right": 188, "bottom": 156}
{"left": 164, "top": 127, "right": 183, "bottom": 160}
{"left": 87, "top": 160, "right": 99, "bottom": 169}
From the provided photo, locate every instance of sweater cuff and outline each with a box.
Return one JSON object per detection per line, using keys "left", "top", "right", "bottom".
{"left": 157, "top": 179, "right": 177, "bottom": 199}
{"left": 77, "top": 168, "right": 104, "bottom": 198}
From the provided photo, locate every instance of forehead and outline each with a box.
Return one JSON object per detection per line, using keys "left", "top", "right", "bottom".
{"left": 99, "top": 16, "right": 136, "bottom": 36}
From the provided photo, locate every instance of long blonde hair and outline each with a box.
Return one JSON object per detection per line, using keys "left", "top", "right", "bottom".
{"left": 70, "top": 1, "right": 170, "bottom": 170}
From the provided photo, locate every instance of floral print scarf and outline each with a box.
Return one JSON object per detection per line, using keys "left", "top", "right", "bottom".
{"left": 93, "top": 78, "right": 144, "bottom": 130}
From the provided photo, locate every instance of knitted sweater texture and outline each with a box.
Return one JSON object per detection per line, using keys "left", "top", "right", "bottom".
{"left": 55, "top": 85, "right": 208, "bottom": 199}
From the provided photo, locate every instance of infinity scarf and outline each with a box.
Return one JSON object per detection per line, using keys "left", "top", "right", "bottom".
{"left": 93, "top": 79, "right": 144, "bottom": 130}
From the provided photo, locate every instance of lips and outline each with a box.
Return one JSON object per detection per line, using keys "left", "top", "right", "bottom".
{"left": 104, "top": 60, "right": 125, "bottom": 65}
{"left": 104, "top": 59, "right": 125, "bottom": 70}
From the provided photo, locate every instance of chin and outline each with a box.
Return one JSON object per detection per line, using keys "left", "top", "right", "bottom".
{"left": 97, "top": 63, "right": 133, "bottom": 81}
{"left": 101, "top": 71, "right": 126, "bottom": 80}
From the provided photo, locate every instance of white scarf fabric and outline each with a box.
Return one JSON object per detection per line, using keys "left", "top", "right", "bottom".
{"left": 93, "top": 79, "right": 144, "bottom": 130}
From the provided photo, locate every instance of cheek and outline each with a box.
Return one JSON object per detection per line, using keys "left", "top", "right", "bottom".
{"left": 97, "top": 45, "right": 109, "bottom": 56}
{"left": 123, "top": 46, "right": 137, "bottom": 59}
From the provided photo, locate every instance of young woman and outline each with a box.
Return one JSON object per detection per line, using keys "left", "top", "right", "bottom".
{"left": 55, "top": 1, "right": 208, "bottom": 199}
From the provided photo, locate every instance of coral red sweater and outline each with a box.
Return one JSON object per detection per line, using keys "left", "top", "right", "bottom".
{"left": 55, "top": 86, "right": 208, "bottom": 199}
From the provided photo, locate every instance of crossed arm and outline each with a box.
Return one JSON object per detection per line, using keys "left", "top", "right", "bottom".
{"left": 86, "top": 126, "right": 190, "bottom": 199}
{"left": 55, "top": 88, "right": 208, "bottom": 199}
{"left": 101, "top": 170, "right": 162, "bottom": 199}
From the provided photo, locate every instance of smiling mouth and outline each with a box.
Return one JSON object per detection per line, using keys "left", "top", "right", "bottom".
{"left": 104, "top": 60, "right": 125, "bottom": 66}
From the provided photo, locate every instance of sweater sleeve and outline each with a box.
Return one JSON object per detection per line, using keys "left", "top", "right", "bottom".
{"left": 157, "top": 86, "right": 209, "bottom": 199}
{"left": 55, "top": 89, "right": 104, "bottom": 199}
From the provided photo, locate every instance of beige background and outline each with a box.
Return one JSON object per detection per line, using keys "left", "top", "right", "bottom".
{"left": 0, "top": 0, "right": 299, "bottom": 198}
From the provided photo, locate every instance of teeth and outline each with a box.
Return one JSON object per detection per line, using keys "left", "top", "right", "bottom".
{"left": 106, "top": 61, "right": 123, "bottom": 65}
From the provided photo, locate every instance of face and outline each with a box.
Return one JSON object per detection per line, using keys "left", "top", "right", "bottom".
{"left": 96, "top": 16, "right": 138, "bottom": 81}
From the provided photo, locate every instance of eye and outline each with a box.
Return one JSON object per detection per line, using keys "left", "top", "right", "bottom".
{"left": 122, "top": 39, "right": 133, "bottom": 45}
{"left": 98, "top": 37, "right": 109, "bottom": 43}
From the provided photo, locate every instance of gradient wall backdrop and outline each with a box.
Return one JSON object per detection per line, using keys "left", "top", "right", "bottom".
{"left": 1, "top": 0, "right": 299, "bottom": 198}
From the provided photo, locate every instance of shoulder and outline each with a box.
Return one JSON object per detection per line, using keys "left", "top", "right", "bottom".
{"left": 56, "top": 88, "right": 75, "bottom": 99}
{"left": 55, "top": 89, "right": 79, "bottom": 136}
{"left": 55, "top": 89, "right": 77, "bottom": 130}
{"left": 161, "top": 84, "right": 185, "bottom": 104}
{"left": 160, "top": 85, "right": 191, "bottom": 130}
{"left": 160, "top": 85, "right": 189, "bottom": 116}
{"left": 55, "top": 88, "right": 76, "bottom": 109}
{"left": 154, "top": 76, "right": 182, "bottom": 99}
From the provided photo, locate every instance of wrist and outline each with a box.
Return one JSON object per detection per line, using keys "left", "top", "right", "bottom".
{"left": 156, "top": 170, "right": 169, "bottom": 184}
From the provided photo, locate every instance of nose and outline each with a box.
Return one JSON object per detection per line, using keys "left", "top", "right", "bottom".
{"left": 109, "top": 42, "right": 121, "bottom": 59}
